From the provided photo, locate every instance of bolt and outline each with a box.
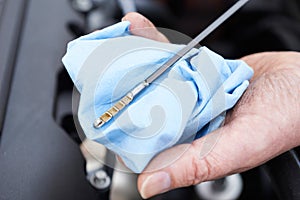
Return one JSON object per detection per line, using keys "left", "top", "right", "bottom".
{"left": 89, "top": 169, "right": 111, "bottom": 190}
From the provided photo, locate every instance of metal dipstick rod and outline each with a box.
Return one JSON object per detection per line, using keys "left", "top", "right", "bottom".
{"left": 93, "top": 0, "right": 250, "bottom": 128}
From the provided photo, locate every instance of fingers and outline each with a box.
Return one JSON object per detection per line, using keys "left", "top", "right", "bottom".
{"left": 122, "top": 12, "right": 169, "bottom": 43}
{"left": 241, "top": 52, "right": 300, "bottom": 80}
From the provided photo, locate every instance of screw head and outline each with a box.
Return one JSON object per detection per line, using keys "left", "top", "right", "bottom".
{"left": 89, "top": 170, "right": 111, "bottom": 190}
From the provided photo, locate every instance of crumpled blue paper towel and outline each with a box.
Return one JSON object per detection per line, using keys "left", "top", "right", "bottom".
{"left": 62, "top": 21, "right": 253, "bottom": 173}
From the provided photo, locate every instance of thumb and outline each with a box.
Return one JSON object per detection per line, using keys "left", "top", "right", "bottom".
{"left": 121, "top": 12, "right": 169, "bottom": 43}
{"left": 137, "top": 127, "right": 232, "bottom": 199}
{"left": 137, "top": 115, "right": 286, "bottom": 199}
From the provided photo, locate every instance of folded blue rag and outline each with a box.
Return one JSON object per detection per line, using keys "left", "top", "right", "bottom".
{"left": 62, "top": 21, "right": 253, "bottom": 173}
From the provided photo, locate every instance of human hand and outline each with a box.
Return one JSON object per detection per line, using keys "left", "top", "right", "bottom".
{"left": 122, "top": 12, "right": 300, "bottom": 199}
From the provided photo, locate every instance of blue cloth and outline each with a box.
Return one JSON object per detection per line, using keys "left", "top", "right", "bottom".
{"left": 62, "top": 21, "right": 253, "bottom": 173}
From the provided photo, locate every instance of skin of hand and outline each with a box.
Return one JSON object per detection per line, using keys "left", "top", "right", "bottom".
{"left": 122, "top": 12, "right": 300, "bottom": 199}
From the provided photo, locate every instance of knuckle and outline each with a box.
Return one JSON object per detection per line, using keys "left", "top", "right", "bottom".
{"left": 189, "top": 143, "right": 210, "bottom": 185}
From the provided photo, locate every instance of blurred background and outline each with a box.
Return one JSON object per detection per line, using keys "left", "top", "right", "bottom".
{"left": 0, "top": 0, "right": 299, "bottom": 199}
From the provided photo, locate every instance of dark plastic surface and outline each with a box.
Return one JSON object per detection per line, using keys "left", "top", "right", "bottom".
{"left": 0, "top": 0, "right": 104, "bottom": 199}
{"left": 264, "top": 149, "right": 300, "bottom": 200}
{"left": 0, "top": 0, "right": 28, "bottom": 133}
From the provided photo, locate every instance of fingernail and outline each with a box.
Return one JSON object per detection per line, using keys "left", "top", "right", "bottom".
{"left": 140, "top": 171, "right": 171, "bottom": 199}
{"left": 121, "top": 17, "right": 127, "bottom": 21}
